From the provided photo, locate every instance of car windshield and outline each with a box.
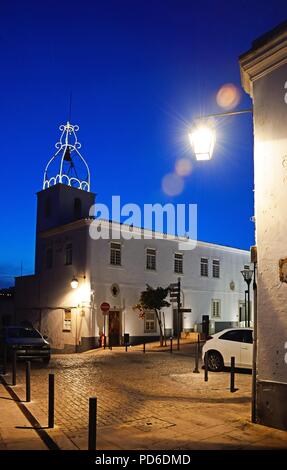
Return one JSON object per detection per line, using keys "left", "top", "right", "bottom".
{"left": 7, "top": 328, "right": 42, "bottom": 339}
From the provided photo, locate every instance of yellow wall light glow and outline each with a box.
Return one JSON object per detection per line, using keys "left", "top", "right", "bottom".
{"left": 189, "top": 124, "right": 216, "bottom": 161}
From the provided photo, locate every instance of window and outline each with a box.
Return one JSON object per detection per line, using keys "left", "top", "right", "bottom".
{"left": 212, "top": 299, "right": 221, "bottom": 318}
{"left": 146, "top": 248, "right": 156, "bottom": 270}
{"left": 220, "top": 329, "right": 251, "bottom": 343}
{"left": 46, "top": 248, "right": 53, "bottom": 269}
{"left": 65, "top": 243, "right": 73, "bottom": 265}
{"left": 201, "top": 257, "right": 208, "bottom": 277}
{"left": 174, "top": 253, "right": 183, "bottom": 274}
{"left": 212, "top": 259, "right": 220, "bottom": 278}
{"left": 63, "top": 309, "right": 72, "bottom": 332}
{"left": 110, "top": 242, "right": 121, "bottom": 265}
{"left": 144, "top": 311, "right": 157, "bottom": 333}
{"left": 74, "top": 198, "right": 82, "bottom": 219}
{"left": 45, "top": 197, "right": 51, "bottom": 218}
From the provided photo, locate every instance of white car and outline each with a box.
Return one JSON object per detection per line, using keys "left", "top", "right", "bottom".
{"left": 202, "top": 328, "right": 253, "bottom": 371}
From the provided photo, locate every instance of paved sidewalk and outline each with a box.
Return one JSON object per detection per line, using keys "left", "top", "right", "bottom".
{"left": 3, "top": 341, "right": 287, "bottom": 450}
{"left": 0, "top": 383, "right": 47, "bottom": 450}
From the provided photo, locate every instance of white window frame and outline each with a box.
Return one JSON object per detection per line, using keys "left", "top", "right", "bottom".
{"left": 200, "top": 257, "right": 209, "bottom": 277}
{"left": 174, "top": 252, "right": 183, "bottom": 274}
{"left": 110, "top": 242, "right": 121, "bottom": 266}
{"left": 144, "top": 311, "right": 157, "bottom": 333}
{"left": 212, "top": 259, "right": 220, "bottom": 278}
{"left": 146, "top": 248, "right": 156, "bottom": 271}
{"left": 211, "top": 299, "right": 221, "bottom": 318}
{"left": 63, "top": 309, "right": 72, "bottom": 332}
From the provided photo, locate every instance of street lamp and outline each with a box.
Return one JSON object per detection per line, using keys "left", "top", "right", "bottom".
{"left": 189, "top": 108, "right": 252, "bottom": 161}
{"left": 188, "top": 121, "right": 216, "bottom": 161}
{"left": 241, "top": 267, "right": 253, "bottom": 327}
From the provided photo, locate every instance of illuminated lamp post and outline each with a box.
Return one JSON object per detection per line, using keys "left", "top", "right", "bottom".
{"left": 189, "top": 108, "right": 252, "bottom": 161}
{"left": 241, "top": 267, "right": 253, "bottom": 327}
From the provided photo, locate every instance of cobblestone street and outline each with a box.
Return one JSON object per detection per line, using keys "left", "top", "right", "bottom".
{"left": 3, "top": 343, "right": 287, "bottom": 450}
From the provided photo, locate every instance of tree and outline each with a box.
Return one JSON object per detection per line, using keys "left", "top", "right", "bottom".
{"left": 134, "top": 284, "right": 170, "bottom": 346}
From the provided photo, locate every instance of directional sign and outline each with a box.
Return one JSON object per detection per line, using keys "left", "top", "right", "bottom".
{"left": 169, "top": 283, "right": 179, "bottom": 289}
{"left": 180, "top": 308, "right": 192, "bottom": 313}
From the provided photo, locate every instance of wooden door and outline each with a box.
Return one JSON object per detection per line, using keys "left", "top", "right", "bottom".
{"left": 108, "top": 311, "right": 120, "bottom": 346}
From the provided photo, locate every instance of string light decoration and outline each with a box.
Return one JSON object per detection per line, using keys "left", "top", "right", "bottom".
{"left": 43, "top": 122, "right": 90, "bottom": 191}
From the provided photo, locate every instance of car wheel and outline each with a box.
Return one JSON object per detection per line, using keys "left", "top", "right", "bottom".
{"left": 206, "top": 351, "right": 224, "bottom": 372}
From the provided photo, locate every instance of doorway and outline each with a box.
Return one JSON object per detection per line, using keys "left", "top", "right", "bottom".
{"left": 173, "top": 308, "right": 183, "bottom": 337}
{"left": 108, "top": 311, "right": 120, "bottom": 346}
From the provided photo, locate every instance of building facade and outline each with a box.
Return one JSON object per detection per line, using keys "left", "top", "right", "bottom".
{"left": 240, "top": 22, "right": 287, "bottom": 431}
{"left": 15, "top": 122, "right": 250, "bottom": 352}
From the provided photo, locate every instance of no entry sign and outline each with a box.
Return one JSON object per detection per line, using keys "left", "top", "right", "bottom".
{"left": 100, "top": 302, "right": 110, "bottom": 314}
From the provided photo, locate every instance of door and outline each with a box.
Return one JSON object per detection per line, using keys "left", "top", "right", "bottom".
{"left": 108, "top": 311, "right": 120, "bottom": 346}
{"left": 173, "top": 309, "right": 182, "bottom": 337}
{"left": 240, "top": 329, "right": 253, "bottom": 367}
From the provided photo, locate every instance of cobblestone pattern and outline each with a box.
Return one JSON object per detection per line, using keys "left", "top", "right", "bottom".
{"left": 5, "top": 345, "right": 286, "bottom": 449}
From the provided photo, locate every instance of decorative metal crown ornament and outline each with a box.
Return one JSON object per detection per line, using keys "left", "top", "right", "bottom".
{"left": 43, "top": 122, "right": 90, "bottom": 191}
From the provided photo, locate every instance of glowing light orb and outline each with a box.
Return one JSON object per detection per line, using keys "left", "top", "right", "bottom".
{"left": 162, "top": 173, "right": 184, "bottom": 196}
{"left": 216, "top": 83, "right": 241, "bottom": 110}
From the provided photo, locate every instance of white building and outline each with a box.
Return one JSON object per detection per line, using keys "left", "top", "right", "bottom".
{"left": 240, "top": 21, "right": 287, "bottom": 430}
{"left": 15, "top": 122, "right": 250, "bottom": 352}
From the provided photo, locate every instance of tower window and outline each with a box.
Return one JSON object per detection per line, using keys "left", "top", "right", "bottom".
{"left": 46, "top": 248, "right": 53, "bottom": 269}
{"left": 146, "top": 248, "right": 156, "bottom": 270}
{"left": 45, "top": 198, "right": 51, "bottom": 218}
{"left": 174, "top": 253, "right": 183, "bottom": 274}
{"left": 74, "top": 198, "right": 82, "bottom": 219}
{"left": 65, "top": 244, "right": 73, "bottom": 265}
{"left": 110, "top": 242, "right": 121, "bottom": 266}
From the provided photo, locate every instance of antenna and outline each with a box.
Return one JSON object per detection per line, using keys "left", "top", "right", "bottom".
{"left": 68, "top": 91, "right": 72, "bottom": 122}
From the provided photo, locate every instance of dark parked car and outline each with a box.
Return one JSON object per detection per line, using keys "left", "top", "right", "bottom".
{"left": 0, "top": 326, "right": 50, "bottom": 363}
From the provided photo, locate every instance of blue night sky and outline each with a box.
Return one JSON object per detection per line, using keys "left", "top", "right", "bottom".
{"left": 0, "top": 0, "right": 287, "bottom": 287}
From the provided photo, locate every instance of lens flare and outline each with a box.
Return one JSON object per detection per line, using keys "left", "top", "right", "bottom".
{"left": 162, "top": 173, "right": 184, "bottom": 196}
{"left": 216, "top": 83, "right": 241, "bottom": 110}
{"left": 175, "top": 158, "right": 192, "bottom": 176}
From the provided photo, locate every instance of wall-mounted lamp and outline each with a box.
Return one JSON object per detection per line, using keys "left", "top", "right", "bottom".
{"left": 189, "top": 108, "right": 252, "bottom": 161}
{"left": 70, "top": 275, "right": 86, "bottom": 289}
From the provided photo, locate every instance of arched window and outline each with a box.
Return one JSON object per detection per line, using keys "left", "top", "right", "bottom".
{"left": 74, "top": 198, "right": 82, "bottom": 219}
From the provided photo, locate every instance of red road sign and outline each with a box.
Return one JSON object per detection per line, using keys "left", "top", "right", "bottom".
{"left": 100, "top": 302, "right": 110, "bottom": 313}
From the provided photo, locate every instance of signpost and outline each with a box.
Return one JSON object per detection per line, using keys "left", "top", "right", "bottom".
{"left": 169, "top": 281, "right": 192, "bottom": 350}
{"left": 169, "top": 279, "right": 181, "bottom": 350}
{"left": 100, "top": 302, "right": 110, "bottom": 349}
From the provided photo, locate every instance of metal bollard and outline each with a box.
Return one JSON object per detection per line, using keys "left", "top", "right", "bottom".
{"left": 204, "top": 352, "right": 208, "bottom": 382}
{"left": 88, "top": 397, "right": 97, "bottom": 450}
{"left": 143, "top": 342, "right": 146, "bottom": 354}
{"left": 193, "top": 335, "right": 200, "bottom": 373}
{"left": 48, "top": 373, "right": 55, "bottom": 428}
{"left": 26, "top": 361, "right": 31, "bottom": 402}
{"left": 230, "top": 356, "right": 236, "bottom": 392}
{"left": 125, "top": 343, "right": 128, "bottom": 352}
{"left": 12, "top": 350, "right": 17, "bottom": 386}
{"left": 104, "top": 335, "right": 106, "bottom": 350}
{"left": 170, "top": 337, "right": 173, "bottom": 354}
